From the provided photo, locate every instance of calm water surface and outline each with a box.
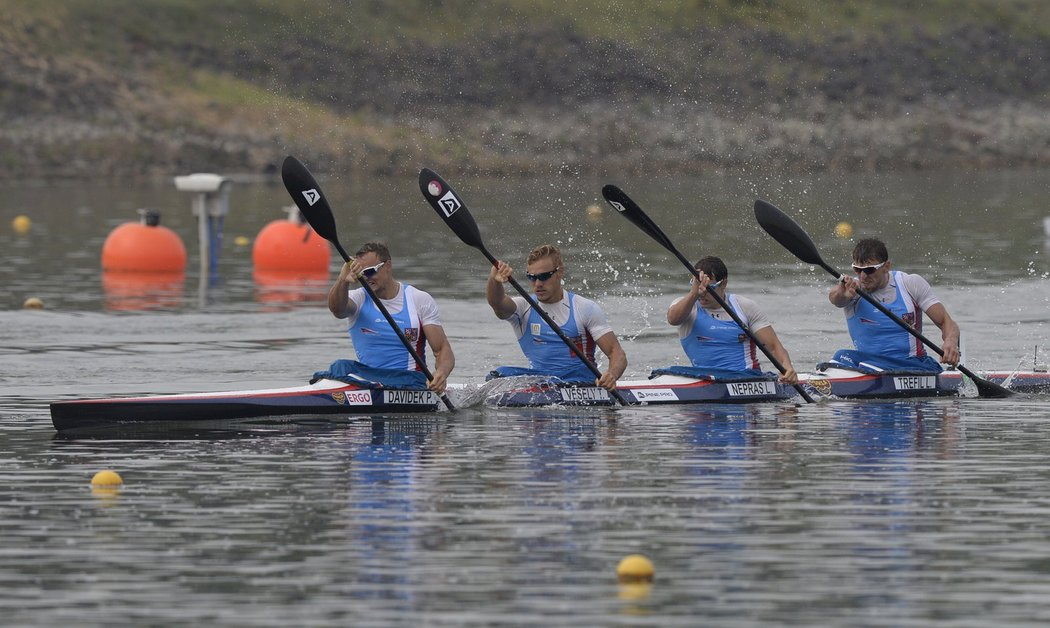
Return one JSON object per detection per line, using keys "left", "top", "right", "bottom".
{"left": 3, "top": 169, "right": 1050, "bottom": 625}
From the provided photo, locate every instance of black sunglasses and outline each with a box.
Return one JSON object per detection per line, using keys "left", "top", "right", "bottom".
{"left": 851, "top": 261, "right": 886, "bottom": 275}
{"left": 525, "top": 267, "right": 559, "bottom": 282}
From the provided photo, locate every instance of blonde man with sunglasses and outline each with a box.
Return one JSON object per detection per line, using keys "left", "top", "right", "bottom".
{"left": 827, "top": 237, "right": 959, "bottom": 373}
{"left": 486, "top": 244, "right": 627, "bottom": 391}
{"left": 326, "top": 241, "right": 454, "bottom": 393}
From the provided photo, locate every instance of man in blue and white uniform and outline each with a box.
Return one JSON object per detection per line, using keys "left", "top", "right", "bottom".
{"left": 667, "top": 256, "right": 798, "bottom": 383}
{"left": 485, "top": 244, "right": 627, "bottom": 391}
{"left": 327, "top": 242, "right": 455, "bottom": 392}
{"left": 827, "top": 238, "right": 960, "bottom": 373}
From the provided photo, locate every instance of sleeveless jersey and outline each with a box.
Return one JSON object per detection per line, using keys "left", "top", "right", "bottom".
{"left": 349, "top": 284, "right": 426, "bottom": 370}
{"left": 680, "top": 294, "right": 759, "bottom": 370}
{"left": 846, "top": 270, "right": 926, "bottom": 359}
{"left": 517, "top": 291, "right": 595, "bottom": 381}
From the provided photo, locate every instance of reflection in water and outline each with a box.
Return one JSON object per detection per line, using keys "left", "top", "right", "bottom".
{"left": 343, "top": 419, "right": 447, "bottom": 606}
{"left": 252, "top": 269, "right": 329, "bottom": 310}
{"left": 101, "top": 270, "right": 185, "bottom": 311}
{"left": 833, "top": 400, "right": 963, "bottom": 464}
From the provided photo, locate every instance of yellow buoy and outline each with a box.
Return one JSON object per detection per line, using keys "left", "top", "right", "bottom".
{"left": 616, "top": 554, "right": 655, "bottom": 583}
{"left": 91, "top": 469, "right": 123, "bottom": 487}
{"left": 23, "top": 297, "right": 44, "bottom": 309}
{"left": 234, "top": 235, "right": 251, "bottom": 247}
{"left": 12, "top": 215, "right": 31, "bottom": 235}
{"left": 834, "top": 221, "right": 853, "bottom": 239}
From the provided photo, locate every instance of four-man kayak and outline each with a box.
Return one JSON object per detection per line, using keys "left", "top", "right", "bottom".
{"left": 48, "top": 367, "right": 1050, "bottom": 431}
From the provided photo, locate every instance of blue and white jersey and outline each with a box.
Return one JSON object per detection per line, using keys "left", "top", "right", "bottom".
{"left": 845, "top": 270, "right": 928, "bottom": 359}
{"left": 502, "top": 291, "right": 613, "bottom": 381}
{"left": 346, "top": 283, "right": 440, "bottom": 371}
{"left": 679, "top": 294, "right": 760, "bottom": 371}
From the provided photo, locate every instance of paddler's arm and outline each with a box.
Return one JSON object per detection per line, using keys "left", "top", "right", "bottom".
{"left": 829, "top": 276, "right": 858, "bottom": 308}
{"left": 594, "top": 332, "right": 627, "bottom": 392}
{"left": 753, "top": 325, "right": 799, "bottom": 385}
{"left": 925, "top": 303, "right": 961, "bottom": 365}
{"left": 486, "top": 260, "right": 517, "bottom": 319}
{"left": 667, "top": 273, "right": 707, "bottom": 325}
{"left": 423, "top": 324, "right": 455, "bottom": 393}
{"left": 328, "top": 261, "right": 361, "bottom": 319}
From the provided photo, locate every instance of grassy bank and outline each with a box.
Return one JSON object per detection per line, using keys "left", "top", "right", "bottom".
{"left": 2, "top": 0, "right": 1050, "bottom": 179}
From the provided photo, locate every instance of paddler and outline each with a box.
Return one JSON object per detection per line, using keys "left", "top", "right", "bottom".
{"left": 664, "top": 255, "right": 799, "bottom": 384}
{"left": 325, "top": 241, "right": 455, "bottom": 393}
{"left": 485, "top": 244, "right": 627, "bottom": 392}
{"left": 827, "top": 237, "right": 960, "bottom": 373}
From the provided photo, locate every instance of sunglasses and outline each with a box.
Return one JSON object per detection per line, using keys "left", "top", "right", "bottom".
{"left": 691, "top": 278, "right": 724, "bottom": 289}
{"left": 525, "top": 267, "right": 559, "bottom": 283}
{"left": 360, "top": 261, "right": 386, "bottom": 278}
{"left": 851, "top": 261, "right": 886, "bottom": 275}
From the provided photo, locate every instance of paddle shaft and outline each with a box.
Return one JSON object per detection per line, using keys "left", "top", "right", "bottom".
{"left": 330, "top": 239, "right": 456, "bottom": 410}
{"left": 480, "top": 247, "right": 630, "bottom": 406}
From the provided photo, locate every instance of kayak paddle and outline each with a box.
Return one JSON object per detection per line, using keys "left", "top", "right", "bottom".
{"left": 753, "top": 198, "right": 1013, "bottom": 398}
{"left": 281, "top": 156, "right": 455, "bottom": 410}
{"left": 418, "top": 168, "right": 630, "bottom": 406}
{"left": 601, "top": 184, "right": 814, "bottom": 403}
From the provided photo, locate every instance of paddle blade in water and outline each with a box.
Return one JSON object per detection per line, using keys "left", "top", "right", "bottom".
{"left": 281, "top": 156, "right": 338, "bottom": 244}
{"left": 754, "top": 199, "right": 827, "bottom": 267}
{"left": 419, "top": 168, "right": 484, "bottom": 250}
{"left": 602, "top": 184, "right": 677, "bottom": 254}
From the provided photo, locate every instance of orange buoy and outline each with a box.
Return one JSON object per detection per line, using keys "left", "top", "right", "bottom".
{"left": 252, "top": 207, "right": 330, "bottom": 273}
{"left": 101, "top": 210, "right": 186, "bottom": 273}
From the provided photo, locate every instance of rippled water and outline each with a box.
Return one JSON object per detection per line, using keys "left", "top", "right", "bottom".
{"left": 3, "top": 169, "right": 1050, "bottom": 624}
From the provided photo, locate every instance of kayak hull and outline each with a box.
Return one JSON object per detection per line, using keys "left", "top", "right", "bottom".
{"left": 49, "top": 370, "right": 1050, "bottom": 431}
{"left": 49, "top": 379, "right": 441, "bottom": 431}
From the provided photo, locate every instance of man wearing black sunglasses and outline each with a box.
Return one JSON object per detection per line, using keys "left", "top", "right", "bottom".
{"left": 827, "top": 237, "right": 960, "bottom": 372}
{"left": 666, "top": 256, "right": 799, "bottom": 384}
{"left": 327, "top": 241, "right": 455, "bottom": 393}
{"left": 485, "top": 244, "right": 627, "bottom": 391}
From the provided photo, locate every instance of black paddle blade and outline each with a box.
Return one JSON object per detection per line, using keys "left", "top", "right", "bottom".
{"left": 281, "top": 156, "right": 339, "bottom": 246}
{"left": 754, "top": 199, "right": 829, "bottom": 268}
{"left": 959, "top": 366, "right": 1014, "bottom": 398}
{"left": 418, "top": 168, "right": 484, "bottom": 250}
{"left": 601, "top": 184, "right": 678, "bottom": 254}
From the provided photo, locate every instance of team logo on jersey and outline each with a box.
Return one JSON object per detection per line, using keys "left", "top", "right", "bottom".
{"left": 531, "top": 323, "right": 542, "bottom": 336}
{"left": 902, "top": 312, "right": 916, "bottom": 326}
{"left": 404, "top": 327, "right": 419, "bottom": 342}
{"left": 301, "top": 189, "right": 321, "bottom": 206}
{"left": 438, "top": 191, "right": 461, "bottom": 217}
{"left": 360, "top": 327, "right": 380, "bottom": 335}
